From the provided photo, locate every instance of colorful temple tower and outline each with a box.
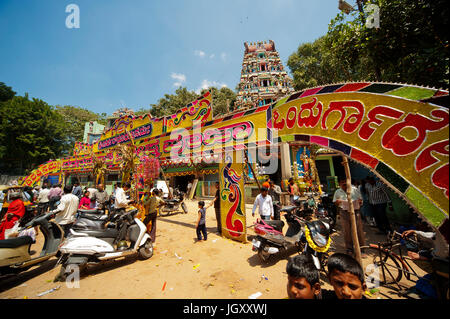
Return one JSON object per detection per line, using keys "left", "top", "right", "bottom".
{"left": 235, "top": 40, "right": 294, "bottom": 109}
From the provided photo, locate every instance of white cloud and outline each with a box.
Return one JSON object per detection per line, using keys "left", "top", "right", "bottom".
{"left": 209, "top": 54, "right": 215, "bottom": 59}
{"left": 194, "top": 50, "right": 206, "bottom": 58}
{"left": 220, "top": 52, "right": 227, "bottom": 61}
{"left": 195, "top": 79, "right": 228, "bottom": 94}
{"left": 171, "top": 72, "right": 186, "bottom": 87}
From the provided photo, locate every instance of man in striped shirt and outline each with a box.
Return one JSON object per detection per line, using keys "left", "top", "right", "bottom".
{"left": 365, "top": 177, "right": 393, "bottom": 234}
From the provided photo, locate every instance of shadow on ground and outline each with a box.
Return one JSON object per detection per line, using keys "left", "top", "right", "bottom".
{"left": 0, "top": 259, "right": 58, "bottom": 293}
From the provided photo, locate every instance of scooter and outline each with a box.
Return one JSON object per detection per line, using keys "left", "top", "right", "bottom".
{"left": 252, "top": 206, "right": 304, "bottom": 262}
{"left": 54, "top": 207, "right": 153, "bottom": 282}
{"left": 0, "top": 210, "right": 64, "bottom": 275}
{"left": 159, "top": 188, "right": 188, "bottom": 216}
{"left": 301, "top": 219, "right": 332, "bottom": 273}
{"left": 72, "top": 208, "right": 108, "bottom": 232}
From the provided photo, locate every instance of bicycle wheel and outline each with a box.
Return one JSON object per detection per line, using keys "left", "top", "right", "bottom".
{"left": 361, "top": 246, "right": 402, "bottom": 285}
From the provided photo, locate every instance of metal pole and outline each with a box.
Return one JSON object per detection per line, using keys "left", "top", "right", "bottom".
{"left": 341, "top": 155, "right": 363, "bottom": 267}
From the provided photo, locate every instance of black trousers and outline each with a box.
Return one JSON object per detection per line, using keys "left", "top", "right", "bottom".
{"left": 196, "top": 224, "right": 207, "bottom": 240}
{"left": 214, "top": 206, "right": 222, "bottom": 234}
{"left": 273, "top": 204, "right": 280, "bottom": 220}
{"left": 370, "top": 203, "right": 391, "bottom": 233}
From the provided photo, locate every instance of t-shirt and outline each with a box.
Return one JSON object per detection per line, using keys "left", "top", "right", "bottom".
{"left": 38, "top": 188, "right": 50, "bottom": 203}
{"left": 145, "top": 196, "right": 164, "bottom": 214}
{"left": 198, "top": 208, "right": 206, "bottom": 225}
{"left": 53, "top": 193, "right": 80, "bottom": 225}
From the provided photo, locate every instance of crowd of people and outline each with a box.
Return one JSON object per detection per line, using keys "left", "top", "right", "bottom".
{"left": 0, "top": 176, "right": 447, "bottom": 299}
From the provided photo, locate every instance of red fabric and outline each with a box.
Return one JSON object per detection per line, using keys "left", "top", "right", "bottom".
{"left": 0, "top": 199, "right": 25, "bottom": 240}
{"left": 79, "top": 196, "right": 91, "bottom": 209}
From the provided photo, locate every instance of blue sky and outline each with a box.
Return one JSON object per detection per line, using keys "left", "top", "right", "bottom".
{"left": 0, "top": 0, "right": 341, "bottom": 115}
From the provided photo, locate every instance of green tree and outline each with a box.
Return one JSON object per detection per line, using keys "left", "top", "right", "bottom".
{"left": 0, "top": 82, "right": 16, "bottom": 102}
{"left": 54, "top": 105, "right": 105, "bottom": 154}
{"left": 200, "top": 86, "right": 237, "bottom": 116}
{"left": 0, "top": 94, "right": 65, "bottom": 174}
{"left": 288, "top": 0, "right": 449, "bottom": 90}
{"left": 148, "top": 87, "right": 199, "bottom": 117}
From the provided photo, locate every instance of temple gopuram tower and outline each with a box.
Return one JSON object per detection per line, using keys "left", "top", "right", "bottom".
{"left": 235, "top": 40, "right": 294, "bottom": 109}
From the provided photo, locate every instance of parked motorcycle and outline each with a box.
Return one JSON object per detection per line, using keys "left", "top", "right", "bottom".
{"left": 54, "top": 207, "right": 153, "bottom": 282}
{"left": 159, "top": 188, "right": 187, "bottom": 216}
{"left": 0, "top": 210, "right": 64, "bottom": 275}
{"left": 252, "top": 206, "right": 304, "bottom": 262}
{"left": 301, "top": 219, "right": 332, "bottom": 273}
{"left": 315, "top": 193, "right": 336, "bottom": 230}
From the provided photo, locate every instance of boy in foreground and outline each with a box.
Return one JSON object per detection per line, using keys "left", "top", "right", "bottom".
{"left": 286, "top": 254, "right": 322, "bottom": 299}
{"left": 323, "top": 253, "right": 367, "bottom": 299}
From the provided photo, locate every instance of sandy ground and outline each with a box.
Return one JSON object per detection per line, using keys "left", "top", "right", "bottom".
{"left": 0, "top": 199, "right": 427, "bottom": 299}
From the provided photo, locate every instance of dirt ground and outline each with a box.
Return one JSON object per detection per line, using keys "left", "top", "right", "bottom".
{"left": 0, "top": 199, "right": 427, "bottom": 299}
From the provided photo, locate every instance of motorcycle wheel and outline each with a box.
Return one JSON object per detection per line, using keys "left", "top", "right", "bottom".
{"left": 138, "top": 239, "right": 153, "bottom": 260}
{"left": 181, "top": 202, "right": 188, "bottom": 214}
{"left": 159, "top": 208, "right": 170, "bottom": 217}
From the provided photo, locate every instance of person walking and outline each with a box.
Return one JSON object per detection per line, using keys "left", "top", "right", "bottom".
{"left": 269, "top": 180, "right": 282, "bottom": 220}
{"left": 359, "top": 179, "right": 376, "bottom": 226}
{"left": 142, "top": 189, "right": 164, "bottom": 245}
{"left": 50, "top": 185, "right": 80, "bottom": 237}
{"left": 195, "top": 201, "right": 207, "bottom": 242}
{"left": 92, "top": 183, "right": 110, "bottom": 211}
{"left": 365, "top": 177, "right": 393, "bottom": 234}
{"left": 332, "top": 178, "right": 365, "bottom": 255}
{"left": 37, "top": 184, "right": 50, "bottom": 214}
{"left": 288, "top": 178, "right": 300, "bottom": 204}
{"left": 72, "top": 182, "right": 83, "bottom": 199}
{"left": 252, "top": 187, "right": 274, "bottom": 221}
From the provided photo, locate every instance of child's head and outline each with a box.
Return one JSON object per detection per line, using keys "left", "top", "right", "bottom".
{"left": 327, "top": 253, "right": 366, "bottom": 299}
{"left": 198, "top": 201, "right": 205, "bottom": 208}
{"left": 286, "top": 254, "right": 321, "bottom": 299}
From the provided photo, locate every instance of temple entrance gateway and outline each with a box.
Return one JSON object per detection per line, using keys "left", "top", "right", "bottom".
{"left": 20, "top": 83, "right": 449, "bottom": 246}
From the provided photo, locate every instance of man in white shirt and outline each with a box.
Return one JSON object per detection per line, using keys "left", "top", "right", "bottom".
{"left": 333, "top": 178, "right": 365, "bottom": 255}
{"left": 252, "top": 187, "right": 274, "bottom": 221}
{"left": 50, "top": 185, "right": 80, "bottom": 236}
{"left": 114, "top": 182, "right": 133, "bottom": 210}
{"left": 37, "top": 184, "right": 51, "bottom": 214}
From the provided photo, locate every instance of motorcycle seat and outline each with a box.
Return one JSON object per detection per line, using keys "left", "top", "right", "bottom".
{"left": 279, "top": 206, "right": 297, "bottom": 213}
{"left": 78, "top": 209, "right": 104, "bottom": 215}
{"left": 163, "top": 199, "right": 179, "bottom": 203}
{"left": 78, "top": 213, "right": 108, "bottom": 221}
{"left": 77, "top": 228, "right": 120, "bottom": 239}
{"left": 262, "top": 220, "right": 285, "bottom": 232}
{"left": 0, "top": 236, "right": 33, "bottom": 248}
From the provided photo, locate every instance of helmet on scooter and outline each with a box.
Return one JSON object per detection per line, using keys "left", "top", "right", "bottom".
{"left": 117, "top": 240, "right": 128, "bottom": 251}
{"left": 305, "top": 220, "right": 330, "bottom": 250}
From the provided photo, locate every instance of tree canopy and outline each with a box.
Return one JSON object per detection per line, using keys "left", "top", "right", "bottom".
{"left": 54, "top": 105, "right": 107, "bottom": 155}
{"left": 288, "top": 0, "right": 449, "bottom": 90}
{"left": 136, "top": 86, "right": 237, "bottom": 118}
{"left": 0, "top": 94, "right": 65, "bottom": 174}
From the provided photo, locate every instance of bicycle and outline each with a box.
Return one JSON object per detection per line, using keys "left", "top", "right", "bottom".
{"left": 361, "top": 231, "right": 423, "bottom": 291}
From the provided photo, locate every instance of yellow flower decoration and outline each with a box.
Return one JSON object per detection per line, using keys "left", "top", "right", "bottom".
{"left": 304, "top": 225, "right": 331, "bottom": 253}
